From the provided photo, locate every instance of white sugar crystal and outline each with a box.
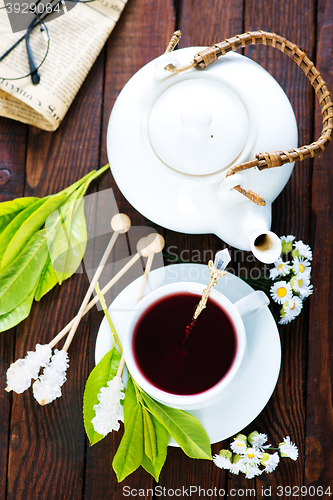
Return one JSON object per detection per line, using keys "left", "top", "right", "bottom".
{"left": 6, "top": 344, "right": 52, "bottom": 394}
{"left": 92, "top": 376, "right": 125, "bottom": 436}
{"left": 32, "top": 349, "right": 69, "bottom": 405}
{"left": 214, "top": 248, "right": 231, "bottom": 270}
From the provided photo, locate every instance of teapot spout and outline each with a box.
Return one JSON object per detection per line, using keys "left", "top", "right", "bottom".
{"left": 213, "top": 195, "right": 281, "bottom": 263}
{"left": 250, "top": 230, "right": 281, "bottom": 264}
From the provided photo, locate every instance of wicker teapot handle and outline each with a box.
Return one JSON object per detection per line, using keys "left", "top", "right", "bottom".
{"left": 165, "top": 30, "right": 333, "bottom": 206}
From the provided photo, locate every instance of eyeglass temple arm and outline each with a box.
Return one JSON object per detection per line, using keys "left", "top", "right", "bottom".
{"left": 25, "top": 30, "right": 40, "bottom": 84}
{"left": 25, "top": 10, "right": 49, "bottom": 85}
{"left": 25, "top": 0, "right": 64, "bottom": 84}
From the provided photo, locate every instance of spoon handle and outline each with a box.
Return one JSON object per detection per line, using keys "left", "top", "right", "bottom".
{"left": 193, "top": 261, "right": 226, "bottom": 319}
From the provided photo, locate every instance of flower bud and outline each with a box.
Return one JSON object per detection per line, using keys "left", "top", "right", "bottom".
{"left": 235, "top": 433, "right": 247, "bottom": 444}
{"left": 260, "top": 452, "right": 270, "bottom": 465}
{"left": 281, "top": 238, "right": 293, "bottom": 254}
{"left": 232, "top": 454, "right": 243, "bottom": 464}
{"left": 248, "top": 431, "right": 259, "bottom": 445}
{"left": 219, "top": 449, "right": 232, "bottom": 459}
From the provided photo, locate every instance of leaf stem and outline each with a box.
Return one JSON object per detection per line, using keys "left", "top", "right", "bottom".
{"left": 94, "top": 283, "right": 123, "bottom": 354}
{"left": 57, "top": 164, "right": 109, "bottom": 199}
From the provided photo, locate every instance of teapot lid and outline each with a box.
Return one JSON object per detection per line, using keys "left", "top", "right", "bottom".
{"left": 149, "top": 78, "right": 248, "bottom": 175}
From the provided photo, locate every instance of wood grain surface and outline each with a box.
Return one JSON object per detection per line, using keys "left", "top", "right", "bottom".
{"left": 0, "top": 0, "right": 332, "bottom": 498}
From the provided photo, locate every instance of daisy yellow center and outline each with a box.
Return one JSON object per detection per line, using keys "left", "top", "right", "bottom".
{"left": 277, "top": 287, "right": 287, "bottom": 298}
{"left": 299, "top": 264, "right": 305, "bottom": 273}
{"left": 237, "top": 442, "right": 244, "bottom": 447}
{"left": 277, "top": 264, "right": 284, "bottom": 271}
{"left": 298, "top": 279, "right": 303, "bottom": 287}
{"left": 247, "top": 452, "right": 255, "bottom": 459}
{"left": 290, "top": 303, "right": 296, "bottom": 310}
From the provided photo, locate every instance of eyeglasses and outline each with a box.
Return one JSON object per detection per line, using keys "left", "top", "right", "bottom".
{"left": 0, "top": 0, "right": 94, "bottom": 85}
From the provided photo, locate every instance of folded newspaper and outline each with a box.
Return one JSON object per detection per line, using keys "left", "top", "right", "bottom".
{"left": 0, "top": 0, "right": 128, "bottom": 131}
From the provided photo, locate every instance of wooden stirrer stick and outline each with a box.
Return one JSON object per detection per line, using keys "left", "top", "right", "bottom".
{"left": 116, "top": 233, "right": 165, "bottom": 377}
{"left": 48, "top": 234, "right": 159, "bottom": 349}
{"left": 136, "top": 233, "right": 165, "bottom": 304}
{"left": 61, "top": 214, "right": 131, "bottom": 353}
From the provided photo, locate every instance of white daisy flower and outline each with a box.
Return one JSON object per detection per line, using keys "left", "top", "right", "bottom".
{"left": 292, "top": 257, "right": 311, "bottom": 278}
{"left": 263, "top": 452, "right": 280, "bottom": 473}
{"left": 91, "top": 376, "right": 125, "bottom": 436}
{"left": 248, "top": 431, "right": 268, "bottom": 451}
{"left": 270, "top": 258, "right": 292, "bottom": 279}
{"left": 243, "top": 448, "right": 262, "bottom": 467}
{"left": 280, "top": 235, "right": 295, "bottom": 254}
{"left": 245, "top": 464, "right": 263, "bottom": 479}
{"left": 281, "top": 235, "right": 295, "bottom": 242}
{"left": 229, "top": 456, "right": 246, "bottom": 475}
{"left": 279, "top": 436, "right": 298, "bottom": 461}
{"left": 230, "top": 435, "right": 247, "bottom": 454}
{"left": 270, "top": 281, "right": 293, "bottom": 304}
{"left": 279, "top": 296, "right": 303, "bottom": 324}
{"left": 293, "top": 240, "right": 312, "bottom": 260}
{"left": 213, "top": 454, "right": 231, "bottom": 470}
{"left": 291, "top": 276, "right": 313, "bottom": 298}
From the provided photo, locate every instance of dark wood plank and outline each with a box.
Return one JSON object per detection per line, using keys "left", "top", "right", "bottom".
{"left": 242, "top": 1, "right": 316, "bottom": 496}
{"left": 0, "top": 115, "right": 27, "bottom": 500}
{"left": 0, "top": 329, "right": 15, "bottom": 500}
{"left": 179, "top": 0, "right": 244, "bottom": 47}
{"left": 84, "top": 0, "right": 176, "bottom": 498}
{"left": 5, "top": 50, "right": 105, "bottom": 500}
{"left": 155, "top": 0, "right": 244, "bottom": 495}
{"left": 0, "top": 119, "right": 27, "bottom": 201}
{"left": 305, "top": 0, "right": 333, "bottom": 490}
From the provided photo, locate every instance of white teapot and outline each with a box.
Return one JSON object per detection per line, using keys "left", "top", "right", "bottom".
{"left": 107, "top": 30, "right": 332, "bottom": 263}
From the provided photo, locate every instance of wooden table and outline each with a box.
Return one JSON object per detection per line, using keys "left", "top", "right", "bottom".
{"left": 1, "top": 0, "right": 333, "bottom": 498}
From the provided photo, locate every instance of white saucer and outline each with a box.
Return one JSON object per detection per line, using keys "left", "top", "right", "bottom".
{"left": 95, "top": 264, "right": 281, "bottom": 445}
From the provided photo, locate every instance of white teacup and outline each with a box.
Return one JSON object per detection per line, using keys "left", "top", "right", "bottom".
{"left": 123, "top": 282, "right": 269, "bottom": 410}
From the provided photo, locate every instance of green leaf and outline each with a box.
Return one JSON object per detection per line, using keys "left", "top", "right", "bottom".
{"left": 49, "top": 196, "right": 87, "bottom": 284}
{"left": 124, "top": 378, "right": 168, "bottom": 482}
{"left": 141, "top": 414, "right": 169, "bottom": 482}
{"left": 1, "top": 194, "right": 68, "bottom": 271}
{"left": 123, "top": 377, "right": 138, "bottom": 428}
{"left": 112, "top": 404, "right": 144, "bottom": 482}
{"left": 83, "top": 347, "right": 121, "bottom": 446}
{"left": 0, "top": 229, "right": 48, "bottom": 315}
{"left": 0, "top": 197, "right": 39, "bottom": 217}
{"left": 0, "top": 166, "right": 110, "bottom": 327}
{"left": 35, "top": 187, "right": 88, "bottom": 298}
{"left": 34, "top": 255, "right": 59, "bottom": 301}
{"left": 0, "top": 166, "right": 107, "bottom": 272}
{"left": 0, "top": 286, "right": 35, "bottom": 332}
{"left": 0, "top": 197, "right": 39, "bottom": 237}
{"left": 142, "top": 407, "right": 157, "bottom": 463}
{"left": 0, "top": 198, "right": 46, "bottom": 266}
{"left": 141, "top": 392, "right": 212, "bottom": 460}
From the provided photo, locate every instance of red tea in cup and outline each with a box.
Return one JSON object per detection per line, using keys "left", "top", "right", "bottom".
{"left": 132, "top": 292, "right": 237, "bottom": 395}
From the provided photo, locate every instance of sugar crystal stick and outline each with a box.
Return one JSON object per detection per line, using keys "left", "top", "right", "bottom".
{"left": 33, "top": 214, "right": 131, "bottom": 405}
